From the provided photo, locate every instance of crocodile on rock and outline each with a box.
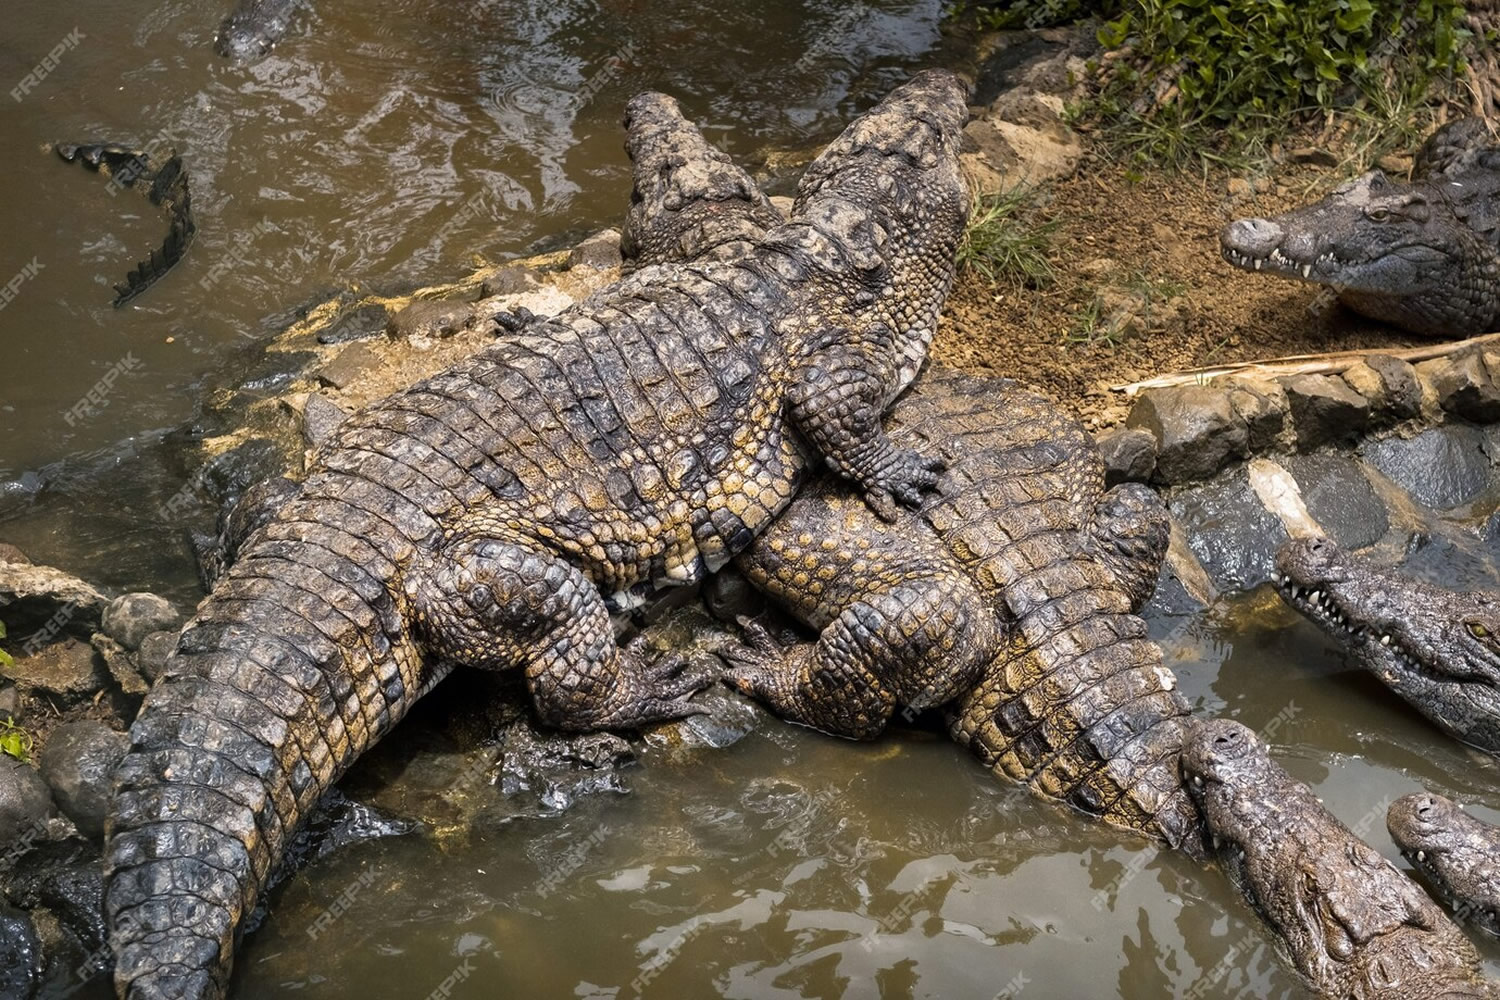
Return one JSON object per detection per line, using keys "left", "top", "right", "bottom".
{"left": 1220, "top": 118, "right": 1500, "bottom": 337}
{"left": 1388, "top": 791, "right": 1500, "bottom": 939}
{"left": 102, "top": 70, "right": 971, "bottom": 1000}
{"left": 724, "top": 367, "right": 1206, "bottom": 857}
{"left": 1183, "top": 719, "right": 1496, "bottom": 1000}
{"left": 1275, "top": 536, "right": 1500, "bottom": 755}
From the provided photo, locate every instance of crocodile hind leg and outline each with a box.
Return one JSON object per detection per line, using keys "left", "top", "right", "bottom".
{"left": 1082, "top": 482, "right": 1170, "bottom": 613}
{"left": 723, "top": 572, "right": 999, "bottom": 739}
{"left": 405, "top": 535, "right": 713, "bottom": 730}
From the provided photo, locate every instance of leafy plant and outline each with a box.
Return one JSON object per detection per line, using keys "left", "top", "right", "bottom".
{"left": 0, "top": 719, "right": 33, "bottom": 763}
{"left": 0, "top": 620, "right": 11, "bottom": 671}
{"left": 957, "top": 187, "right": 1060, "bottom": 288}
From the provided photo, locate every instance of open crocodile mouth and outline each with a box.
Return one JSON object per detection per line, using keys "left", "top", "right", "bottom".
{"left": 1220, "top": 245, "right": 1341, "bottom": 281}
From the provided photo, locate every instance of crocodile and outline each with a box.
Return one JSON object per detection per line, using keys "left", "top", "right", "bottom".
{"left": 724, "top": 367, "right": 1206, "bottom": 857}
{"left": 54, "top": 143, "right": 197, "bottom": 307}
{"left": 215, "top": 0, "right": 304, "bottom": 60}
{"left": 1182, "top": 719, "right": 1495, "bottom": 1000}
{"left": 1388, "top": 791, "right": 1500, "bottom": 939}
{"left": 1220, "top": 117, "right": 1500, "bottom": 337}
{"left": 1274, "top": 536, "right": 1500, "bottom": 755}
{"left": 102, "top": 70, "right": 971, "bottom": 1000}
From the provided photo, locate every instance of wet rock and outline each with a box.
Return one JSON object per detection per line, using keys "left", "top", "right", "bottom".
{"left": 498, "top": 721, "right": 635, "bottom": 813}
{"left": 566, "top": 229, "right": 623, "bottom": 271}
{"left": 1125, "top": 386, "right": 1247, "bottom": 485}
{"left": 1416, "top": 351, "right": 1500, "bottom": 422}
{"left": 1169, "top": 467, "right": 1288, "bottom": 591}
{"left": 2, "top": 639, "right": 107, "bottom": 699}
{"left": 2, "top": 838, "right": 107, "bottom": 975}
{"left": 316, "top": 342, "right": 382, "bottom": 390}
{"left": 480, "top": 266, "right": 539, "bottom": 298}
{"left": 0, "top": 563, "right": 106, "bottom": 642}
{"left": 1340, "top": 355, "right": 1421, "bottom": 421}
{"left": 0, "top": 543, "right": 30, "bottom": 565}
{"left": 102, "top": 593, "right": 181, "bottom": 652}
{"left": 1279, "top": 373, "right": 1371, "bottom": 447}
{"left": 0, "top": 758, "right": 54, "bottom": 844}
{"left": 317, "top": 303, "right": 389, "bottom": 345}
{"left": 275, "top": 789, "right": 417, "bottom": 879}
{"left": 1220, "top": 378, "right": 1287, "bottom": 452}
{"left": 0, "top": 899, "right": 41, "bottom": 1000}
{"left": 1363, "top": 425, "right": 1492, "bottom": 510}
{"left": 199, "top": 437, "right": 290, "bottom": 508}
{"left": 134, "top": 631, "right": 176, "bottom": 684}
{"left": 299, "top": 393, "right": 347, "bottom": 449}
{"left": 645, "top": 687, "right": 765, "bottom": 751}
{"left": 38, "top": 723, "right": 126, "bottom": 842}
{"left": 703, "top": 568, "right": 766, "bottom": 624}
{"left": 92, "top": 633, "right": 147, "bottom": 696}
{"left": 1096, "top": 427, "right": 1157, "bottom": 486}
{"left": 387, "top": 299, "right": 474, "bottom": 340}
{"left": 1280, "top": 454, "right": 1388, "bottom": 551}
{"left": 0, "top": 686, "right": 18, "bottom": 725}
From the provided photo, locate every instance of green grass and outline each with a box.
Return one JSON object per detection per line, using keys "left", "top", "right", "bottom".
{"left": 956, "top": 187, "right": 1060, "bottom": 289}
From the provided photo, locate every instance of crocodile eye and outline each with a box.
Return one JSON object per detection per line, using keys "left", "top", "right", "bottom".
{"left": 1366, "top": 207, "right": 1392, "bottom": 222}
{"left": 1467, "top": 622, "right": 1491, "bottom": 640}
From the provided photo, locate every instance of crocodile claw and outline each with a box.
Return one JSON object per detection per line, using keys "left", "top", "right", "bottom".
{"left": 864, "top": 451, "right": 946, "bottom": 523}
{"left": 492, "top": 305, "right": 539, "bottom": 335}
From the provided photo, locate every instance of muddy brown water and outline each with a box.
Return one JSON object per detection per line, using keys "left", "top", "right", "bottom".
{"left": 3, "top": 3, "right": 1500, "bottom": 998}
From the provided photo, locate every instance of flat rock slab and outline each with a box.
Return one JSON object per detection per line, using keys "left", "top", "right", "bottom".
{"left": 1417, "top": 352, "right": 1500, "bottom": 423}
{"left": 0, "top": 563, "right": 107, "bottom": 641}
{"left": 2, "top": 638, "right": 107, "bottom": 698}
{"left": 1170, "top": 467, "right": 1289, "bottom": 591}
{"left": 1363, "top": 425, "right": 1493, "bottom": 510}
{"left": 1280, "top": 373, "right": 1371, "bottom": 448}
{"left": 316, "top": 343, "right": 383, "bottom": 390}
{"left": 1280, "top": 454, "right": 1388, "bottom": 551}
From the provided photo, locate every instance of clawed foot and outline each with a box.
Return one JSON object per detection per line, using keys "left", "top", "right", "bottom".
{"left": 720, "top": 618, "right": 795, "bottom": 699}
{"left": 492, "top": 305, "right": 540, "bottom": 335}
{"left": 863, "top": 450, "right": 946, "bottom": 523}
{"left": 616, "top": 636, "right": 718, "bottom": 724}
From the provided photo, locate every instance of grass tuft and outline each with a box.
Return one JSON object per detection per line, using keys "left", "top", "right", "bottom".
{"left": 957, "top": 187, "right": 1060, "bottom": 289}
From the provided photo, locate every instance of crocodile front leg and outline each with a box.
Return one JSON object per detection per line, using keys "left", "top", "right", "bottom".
{"left": 788, "top": 339, "right": 945, "bottom": 521}
{"left": 1082, "top": 483, "right": 1170, "bottom": 613}
{"left": 405, "top": 534, "right": 713, "bottom": 729}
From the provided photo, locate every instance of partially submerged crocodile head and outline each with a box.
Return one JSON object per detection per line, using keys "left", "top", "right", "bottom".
{"left": 1220, "top": 169, "right": 1500, "bottom": 337}
{"left": 1388, "top": 792, "right": 1500, "bottom": 939}
{"left": 1275, "top": 536, "right": 1500, "bottom": 754}
{"left": 1182, "top": 719, "right": 1493, "bottom": 999}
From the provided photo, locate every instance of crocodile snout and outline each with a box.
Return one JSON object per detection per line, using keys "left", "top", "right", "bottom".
{"left": 1222, "top": 217, "right": 1284, "bottom": 257}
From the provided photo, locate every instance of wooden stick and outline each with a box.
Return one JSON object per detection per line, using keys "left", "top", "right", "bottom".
{"left": 1111, "top": 330, "right": 1500, "bottom": 395}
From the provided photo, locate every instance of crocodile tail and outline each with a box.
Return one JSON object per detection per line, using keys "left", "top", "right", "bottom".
{"left": 104, "top": 520, "right": 442, "bottom": 999}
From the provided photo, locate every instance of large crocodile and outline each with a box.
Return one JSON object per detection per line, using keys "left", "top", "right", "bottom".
{"left": 1183, "top": 719, "right": 1495, "bottom": 999}
{"left": 1388, "top": 791, "right": 1500, "bottom": 939}
{"left": 724, "top": 367, "right": 1206, "bottom": 856}
{"left": 1220, "top": 118, "right": 1500, "bottom": 337}
{"left": 102, "top": 71, "right": 971, "bottom": 999}
{"left": 1274, "top": 536, "right": 1500, "bottom": 754}
{"left": 54, "top": 143, "right": 197, "bottom": 307}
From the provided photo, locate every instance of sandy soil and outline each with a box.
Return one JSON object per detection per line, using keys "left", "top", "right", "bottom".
{"left": 931, "top": 151, "right": 1431, "bottom": 428}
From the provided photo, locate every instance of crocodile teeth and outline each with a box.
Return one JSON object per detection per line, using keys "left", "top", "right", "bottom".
{"left": 1310, "top": 590, "right": 1322, "bottom": 604}
{"left": 1417, "top": 850, "right": 1427, "bottom": 862}
{"left": 1193, "top": 775, "right": 1204, "bottom": 788}
{"left": 1301, "top": 264, "right": 1312, "bottom": 278}
{"left": 1254, "top": 258, "right": 1263, "bottom": 270}
{"left": 1212, "top": 835, "right": 1222, "bottom": 851}
{"left": 1380, "top": 635, "right": 1392, "bottom": 646}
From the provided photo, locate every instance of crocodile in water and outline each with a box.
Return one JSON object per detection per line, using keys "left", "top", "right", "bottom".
{"left": 1388, "top": 791, "right": 1500, "bottom": 939}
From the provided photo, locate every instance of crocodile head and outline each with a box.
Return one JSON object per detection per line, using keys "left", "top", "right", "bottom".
{"left": 1221, "top": 170, "right": 1500, "bottom": 337}
{"left": 1387, "top": 792, "right": 1500, "bottom": 938}
{"left": 1182, "top": 719, "right": 1492, "bottom": 999}
{"left": 1274, "top": 537, "right": 1500, "bottom": 754}
{"left": 788, "top": 69, "right": 972, "bottom": 392}
{"left": 214, "top": 0, "right": 298, "bottom": 60}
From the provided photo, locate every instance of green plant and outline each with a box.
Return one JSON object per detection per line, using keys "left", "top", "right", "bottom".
{"left": 0, "top": 621, "right": 11, "bottom": 671}
{"left": 0, "top": 719, "right": 33, "bottom": 763}
{"left": 957, "top": 187, "right": 1060, "bottom": 289}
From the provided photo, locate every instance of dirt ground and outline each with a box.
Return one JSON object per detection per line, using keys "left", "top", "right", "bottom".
{"left": 931, "top": 149, "right": 1430, "bottom": 429}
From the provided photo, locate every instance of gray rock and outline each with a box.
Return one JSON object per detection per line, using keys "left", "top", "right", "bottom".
{"left": 39, "top": 722, "right": 128, "bottom": 841}
{"left": 1280, "top": 373, "right": 1371, "bottom": 447}
{"left": 387, "top": 299, "right": 473, "bottom": 340}
{"left": 135, "top": 631, "right": 176, "bottom": 684}
{"left": 566, "top": 229, "right": 623, "bottom": 271}
{"left": 0, "top": 899, "right": 42, "bottom": 1000}
{"left": 300, "top": 393, "right": 347, "bottom": 450}
{"left": 2, "top": 639, "right": 106, "bottom": 698}
{"left": 0, "top": 757, "right": 53, "bottom": 845}
{"left": 703, "top": 568, "right": 767, "bottom": 624}
{"left": 315, "top": 342, "right": 382, "bottom": 390}
{"left": 1220, "top": 378, "right": 1287, "bottom": 452}
{"left": 1169, "top": 467, "right": 1288, "bottom": 591}
{"left": 1363, "top": 425, "right": 1493, "bottom": 510}
{"left": 102, "top": 593, "right": 181, "bottom": 652}
{"left": 1281, "top": 454, "right": 1388, "bottom": 551}
{"left": 646, "top": 688, "right": 765, "bottom": 751}
{"left": 480, "top": 266, "right": 539, "bottom": 298}
{"left": 0, "top": 543, "right": 30, "bottom": 565}
{"left": 0, "top": 563, "right": 106, "bottom": 642}
{"left": 1416, "top": 351, "right": 1500, "bottom": 422}
{"left": 92, "top": 633, "right": 147, "bottom": 697}
{"left": 1341, "top": 355, "right": 1421, "bottom": 421}
{"left": 1125, "top": 386, "right": 1248, "bottom": 484}
{"left": 498, "top": 721, "right": 635, "bottom": 813}
{"left": 0, "top": 686, "right": 18, "bottom": 725}
{"left": 1096, "top": 427, "right": 1158, "bottom": 486}
{"left": 317, "top": 303, "right": 389, "bottom": 345}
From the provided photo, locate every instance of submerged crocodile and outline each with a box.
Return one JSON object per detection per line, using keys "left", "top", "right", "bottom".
{"left": 1220, "top": 118, "right": 1500, "bottom": 337}
{"left": 1275, "top": 536, "right": 1500, "bottom": 754}
{"left": 54, "top": 143, "right": 197, "bottom": 307}
{"left": 103, "top": 71, "right": 971, "bottom": 999}
{"left": 1388, "top": 791, "right": 1500, "bottom": 939}
{"left": 1183, "top": 719, "right": 1495, "bottom": 1000}
{"left": 215, "top": 0, "right": 303, "bottom": 60}
{"left": 726, "top": 368, "right": 1205, "bottom": 856}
